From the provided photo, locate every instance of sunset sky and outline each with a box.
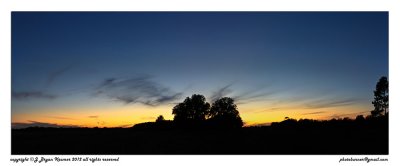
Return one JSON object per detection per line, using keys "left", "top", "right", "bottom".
{"left": 11, "top": 12, "right": 388, "bottom": 128}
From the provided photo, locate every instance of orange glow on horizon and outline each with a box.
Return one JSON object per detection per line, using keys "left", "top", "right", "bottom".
{"left": 12, "top": 102, "right": 372, "bottom": 128}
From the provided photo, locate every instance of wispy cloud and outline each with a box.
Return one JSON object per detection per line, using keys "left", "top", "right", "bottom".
{"left": 266, "top": 107, "right": 282, "bottom": 111}
{"left": 234, "top": 91, "right": 277, "bottom": 104}
{"left": 47, "top": 64, "right": 74, "bottom": 86}
{"left": 12, "top": 121, "right": 79, "bottom": 129}
{"left": 209, "top": 84, "right": 233, "bottom": 102}
{"left": 209, "top": 84, "right": 276, "bottom": 104}
{"left": 301, "top": 111, "right": 326, "bottom": 115}
{"left": 304, "top": 98, "right": 358, "bottom": 109}
{"left": 95, "top": 75, "right": 182, "bottom": 106}
{"left": 88, "top": 116, "right": 99, "bottom": 118}
{"left": 253, "top": 107, "right": 285, "bottom": 113}
{"left": 12, "top": 90, "right": 56, "bottom": 100}
{"left": 46, "top": 116, "right": 76, "bottom": 120}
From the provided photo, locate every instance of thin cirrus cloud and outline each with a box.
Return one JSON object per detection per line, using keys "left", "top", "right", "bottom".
{"left": 11, "top": 121, "right": 79, "bottom": 129}
{"left": 304, "top": 98, "right": 358, "bottom": 109}
{"left": 46, "top": 116, "right": 77, "bottom": 120}
{"left": 301, "top": 111, "right": 326, "bottom": 115}
{"left": 46, "top": 64, "right": 74, "bottom": 86}
{"left": 12, "top": 90, "right": 57, "bottom": 100}
{"left": 209, "top": 84, "right": 233, "bottom": 102}
{"left": 95, "top": 75, "right": 182, "bottom": 106}
{"left": 12, "top": 65, "right": 74, "bottom": 101}
{"left": 254, "top": 107, "right": 284, "bottom": 113}
{"left": 209, "top": 83, "right": 277, "bottom": 104}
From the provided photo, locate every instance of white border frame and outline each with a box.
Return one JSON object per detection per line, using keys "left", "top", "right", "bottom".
{"left": 1, "top": 1, "right": 398, "bottom": 166}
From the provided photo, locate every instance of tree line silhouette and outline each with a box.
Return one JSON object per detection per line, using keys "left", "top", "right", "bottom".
{"left": 12, "top": 76, "right": 389, "bottom": 154}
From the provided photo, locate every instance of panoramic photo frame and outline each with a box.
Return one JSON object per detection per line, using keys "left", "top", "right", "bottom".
{"left": 2, "top": 0, "right": 399, "bottom": 166}
{"left": 11, "top": 11, "right": 388, "bottom": 155}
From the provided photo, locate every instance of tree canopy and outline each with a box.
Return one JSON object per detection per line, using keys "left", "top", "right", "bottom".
{"left": 208, "top": 97, "right": 243, "bottom": 128}
{"left": 172, "top": 94, "right": 210, "bottom": 123}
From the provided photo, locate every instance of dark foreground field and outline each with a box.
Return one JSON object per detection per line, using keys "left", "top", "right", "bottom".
{"left": 12, "top": 120, "right": 388, "bottom": 154}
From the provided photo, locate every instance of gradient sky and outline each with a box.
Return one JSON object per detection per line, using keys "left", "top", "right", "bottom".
{"left": 11, "top": 12, "right": 388, "bottom": 128}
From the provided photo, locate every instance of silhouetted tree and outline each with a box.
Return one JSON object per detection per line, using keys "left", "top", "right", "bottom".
{"left": 208, "top": 97, "right": 243, "bottom": 128}
{"left": 371, "top": 76, "right": 388, "bottom": 117}
{"left": 172, "top": 94, "right": 210, "bottom": 124}
{"left": 156, "top": 115, "right": 165, "bottom": 122}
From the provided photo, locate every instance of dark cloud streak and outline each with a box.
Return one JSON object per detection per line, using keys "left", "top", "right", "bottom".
{"left": 305, "top": 99, "right": 358, "bottom": 109}
{"left": 47, "top": 64, "right": 74, "bottom": 86}
{"left": 301, "top": 111, "right": 326, "bottom": 115}
{"left": 209, "top": 84, "right": 233, "bottom": 102}
{"left": 96, "top": 76, "right": 182, "bottom": 106}
{"left": 209, "top": 84, "right": 277, "bottom": 104}
{"left": 46, "top": 116, "right": 76, "bottom": 120}
{"left": 12, "top": 91, "right": 56, "bottom": 100}
{"left": 12, "top": 121, "right": 79, "bottom": 129}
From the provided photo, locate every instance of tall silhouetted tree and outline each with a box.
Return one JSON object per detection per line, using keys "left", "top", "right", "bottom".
{"left": 371, "top": 76, "right": 388, "bottom": 117}
{"left": 208, "top": 97, "right": 243, "bottom": 128}
{"left": 172, "top": 94, "right": 210, "bottom": 124}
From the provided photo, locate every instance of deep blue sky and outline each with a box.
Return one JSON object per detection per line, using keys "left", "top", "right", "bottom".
{"left": 11, "top": 12, "right": 388, "bottom": 127}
